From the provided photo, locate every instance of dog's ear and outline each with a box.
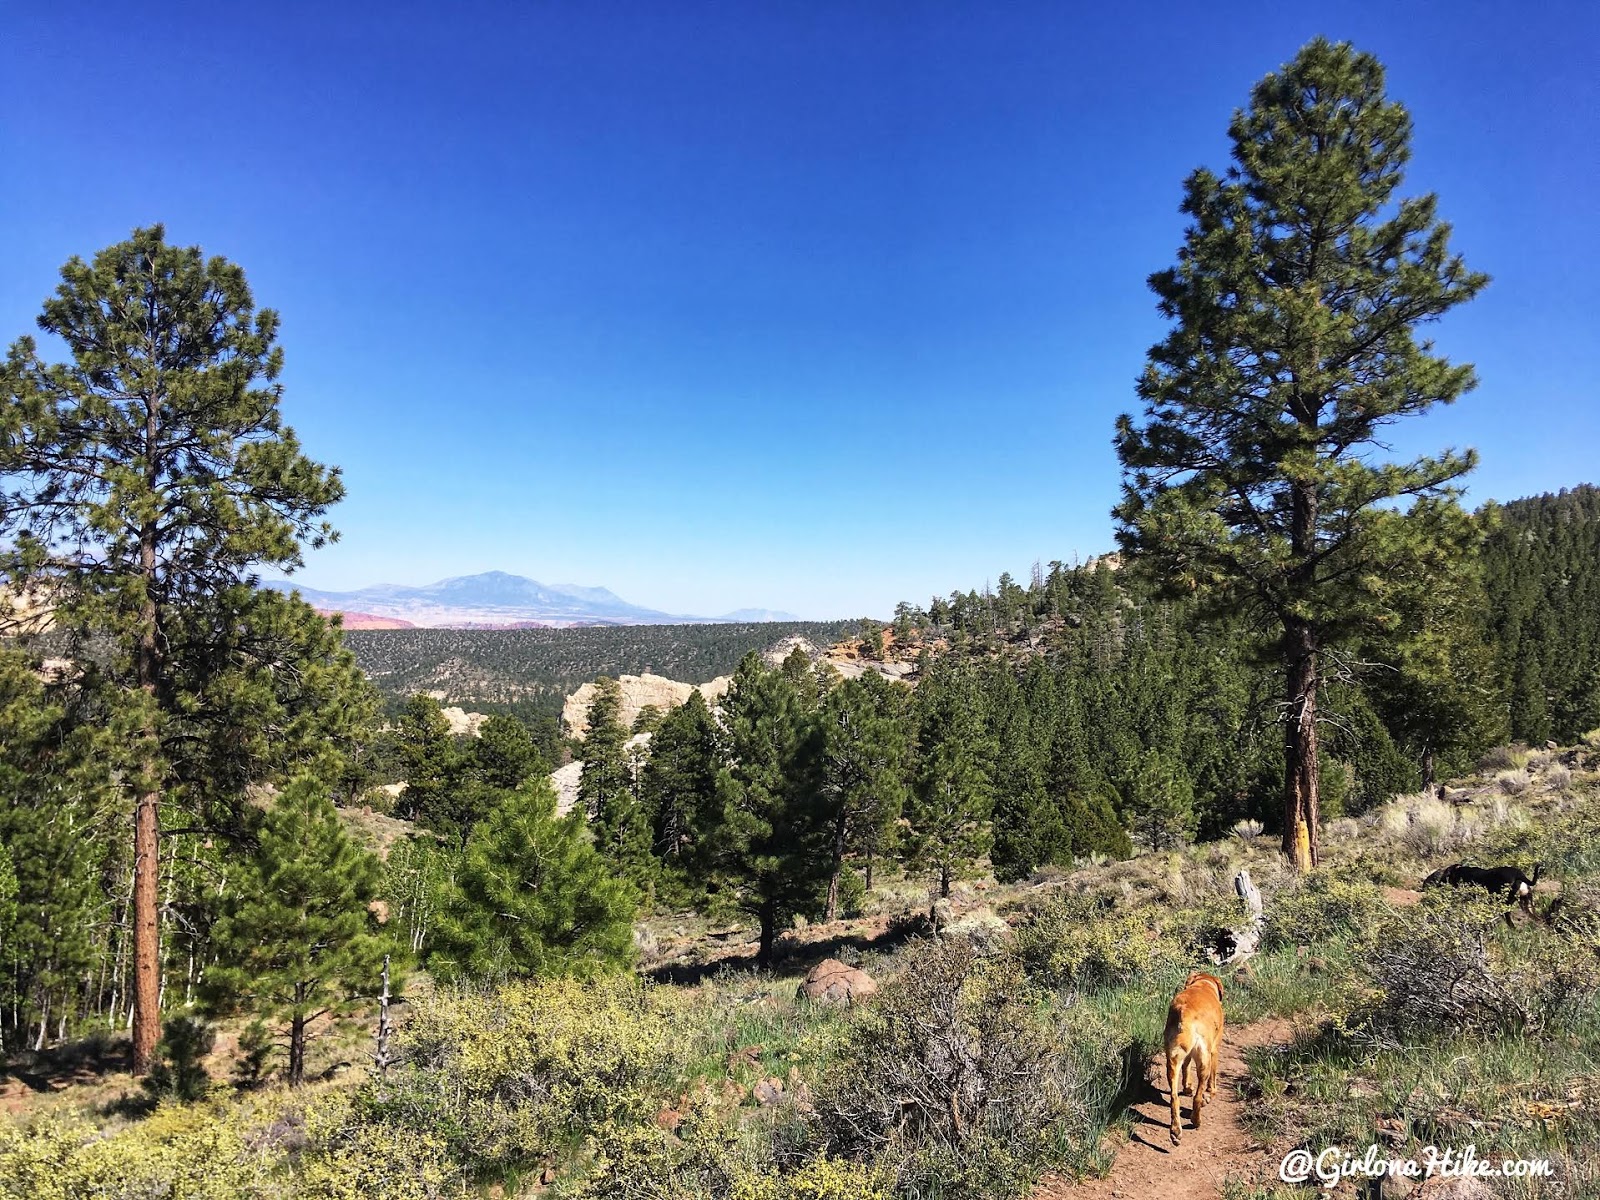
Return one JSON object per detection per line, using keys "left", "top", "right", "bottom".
{"left": 1209, "top": 974, "right": 1224, "bottom": 1001}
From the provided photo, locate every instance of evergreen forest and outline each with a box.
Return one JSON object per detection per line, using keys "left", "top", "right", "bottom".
{"left": 2, "top": 36, "right": 1597, "bottom": 1200}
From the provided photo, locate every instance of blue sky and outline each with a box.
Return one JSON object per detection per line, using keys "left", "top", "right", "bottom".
{"left": 3, "top": 2, "right": 1595, "bottom": 619}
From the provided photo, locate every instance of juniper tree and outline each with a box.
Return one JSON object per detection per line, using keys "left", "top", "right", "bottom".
{"left": 1114, "top": 40, "right": 1486, "bottom": 870}
{"left": 205, "top": 778, "right": 387, "bottom": 1086}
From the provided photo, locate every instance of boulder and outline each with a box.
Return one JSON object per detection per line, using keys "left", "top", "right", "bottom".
{"left": 797, "top": 958, "right": 877, "bottom": 1005}
{"left": 753, "top": 1077, "right": 785, "bottom": 1106}
{"left": 549, "top": 760, "right": 584, "bottom": 816}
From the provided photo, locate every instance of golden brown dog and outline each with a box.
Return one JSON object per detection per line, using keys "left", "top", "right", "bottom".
{"left": 1164, "top": 971, "right": 1225, "bottom": 1146}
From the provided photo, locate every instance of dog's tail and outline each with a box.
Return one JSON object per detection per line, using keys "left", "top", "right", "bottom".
{"left": 1532, "top": 862, "right": 1543, "bottom": 886}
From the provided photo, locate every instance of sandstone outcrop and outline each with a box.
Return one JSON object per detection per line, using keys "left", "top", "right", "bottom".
{"left": 563, "top": 673, "right": 730, "bottom": 739}
{"left": 440, "top": 706, "right": 489, "bottom": 737}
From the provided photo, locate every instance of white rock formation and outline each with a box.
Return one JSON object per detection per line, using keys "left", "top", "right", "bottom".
{"left": 563, "top": 673, "right": 730, "bottom": 740}
{"left": 440, "top": 706, "right": 489, "bottom": 737}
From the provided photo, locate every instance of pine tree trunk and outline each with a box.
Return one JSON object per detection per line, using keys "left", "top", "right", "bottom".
{"left": 1281, "top": 620, "right": 1320, "bottom": 872}
{"left": 824, "top": 811, "right": 848, "bottom": 922}
{"left": 757, "top": 899, "right": 776, "bottom": 969}
{"left": 1422, "top": 746, "right": 1437, "bottom": 791}
{"left": 131, "top": 786, "right": 161, "bottom": 1073}
{"left": 131, "top": 477, "right": 164, "bottom": 1074}
{"left": 289, "top": 983, "right": 308, "bottom": 1086}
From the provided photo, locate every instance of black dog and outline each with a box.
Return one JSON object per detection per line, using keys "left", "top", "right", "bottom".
{"left": 1422, "top": 863, "right": 1542, "bottom": 911}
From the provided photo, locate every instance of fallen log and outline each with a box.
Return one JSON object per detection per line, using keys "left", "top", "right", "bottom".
{"left": 1207, "top": 869, "right": 1264, "bottom": 965}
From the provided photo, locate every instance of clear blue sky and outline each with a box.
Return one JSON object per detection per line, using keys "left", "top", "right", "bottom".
{"left": 3, "top": 2, "right": 1595, "bottom": 619}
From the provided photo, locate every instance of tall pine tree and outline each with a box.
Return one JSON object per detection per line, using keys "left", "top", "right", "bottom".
{"left": 905, "top": 665, "right": 994, "bottom": 907}
{"left": 1114, "top": 41, "right": 1486, "bottom": 870}
{"left": 817, "top": 672, "right": 911, "bottom": 919}
{"left": 1, "top": 227, "right": 344, "bottom": 1069}
{"left": 697, "top": 652, "right": 827, "bottom": 966}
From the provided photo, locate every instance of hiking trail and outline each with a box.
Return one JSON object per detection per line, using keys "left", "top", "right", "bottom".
{"left": 1034, "top": 1015, "right": 1298, "bottom": 1200}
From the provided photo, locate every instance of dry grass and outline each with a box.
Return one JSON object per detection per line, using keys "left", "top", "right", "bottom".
{"left": 1496, "top": 767, "right": 1533, "bottom": 794}
{"left": 1480, "top": 743, "right": 1532, "bottom": 772}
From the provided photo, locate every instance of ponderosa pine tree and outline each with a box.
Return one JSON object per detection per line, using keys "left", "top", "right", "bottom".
{"left": 1113, "top": 40, "right": 1486, "bottom": 870}
{"left": 698, "top": 651, "right": 827, "bottom": 967}
{"left": 583, "top": 677, "right": 653, "bottom": 889}
{"left": 394, "top": 694, "right": 462, "bottom": 828}
{"left": 471, "top": 713, "right": 545, "bottom": 790}
{"left": 430, "top": 780, "right": 635, "bottom": 981}
{"left": 817, "top": 672, "right": 911, "bottom": 919}
{"left": 0, "top": 227, "right": 344, "bottom": 1070}
{"left": 905, "top": 664, "right": 994, "bottom": 909}
{"left": 205, "top": 778, "right": 387, "bottom": 1086}
{"left": 578, "top": 677, "right": 630, "bottom": 818}
{"left": 638, "top": 690, "right": 722, "bottom": 894}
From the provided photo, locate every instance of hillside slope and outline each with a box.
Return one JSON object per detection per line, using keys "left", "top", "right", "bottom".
{"left": 344, "top": 619, "right": 859, "bottom": 713}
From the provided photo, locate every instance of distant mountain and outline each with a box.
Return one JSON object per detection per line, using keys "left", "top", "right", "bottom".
{"left": 719, "top": 608, "right": 801, "bottom": 622}
{"left": 267, "top": 572, "right": 799, "bottom": 628}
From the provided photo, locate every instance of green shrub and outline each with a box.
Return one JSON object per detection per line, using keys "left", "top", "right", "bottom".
{"left": 0, "top": 1103, "right": 280, "bottom": 1200}
{"left": 299, "top": 1094, "right": 462, "bottom": 1199}
{"left": 355, "top": 974, "right": 674, "bottom": 1172}
{"left": 578, "top": 1109, "right": 893, "bottom": 1200}
{"left": 833, "top": 865, "right": 867, "bottom": 920}
{"left": 1012, "top": 896, "right": 1183, "bottom": 991}
{"left": 143, "top": 1014, "right": 216, "bottom": 1103}
{"left": 1265, "top": 873, "right": 1386, "bottom": 950}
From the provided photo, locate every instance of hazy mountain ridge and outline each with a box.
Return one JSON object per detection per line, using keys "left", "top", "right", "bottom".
{"left": 267, "top": 571, "right": 798, "bottom": 628}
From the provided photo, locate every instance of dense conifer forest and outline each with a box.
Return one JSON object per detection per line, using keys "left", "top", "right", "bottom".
{"left": 1483, "top": 485, "right": 1600, "bottom": 745}
{"left": 343, "top": 619, "right": 860, "bottom": 713}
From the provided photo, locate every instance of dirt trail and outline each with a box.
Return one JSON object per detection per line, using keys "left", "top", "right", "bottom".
{"left": 1035, "top": 1015, "right": 1298, "bottom": 1200}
